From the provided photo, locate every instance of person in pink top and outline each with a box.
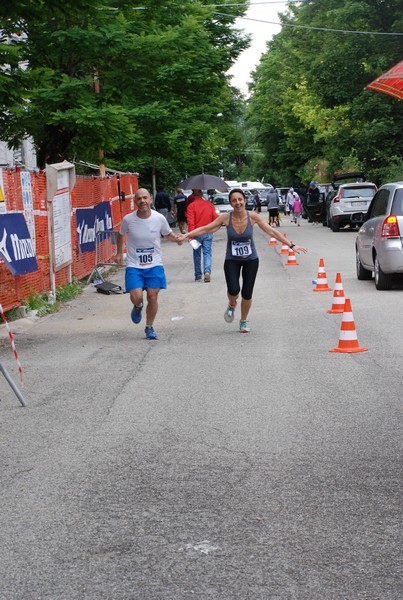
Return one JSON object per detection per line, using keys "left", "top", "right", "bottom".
{"left": 292, "top": 195, "right": 302, "bottom": 226}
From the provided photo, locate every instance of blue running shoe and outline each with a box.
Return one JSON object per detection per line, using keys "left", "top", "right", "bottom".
{"left": 131, "top": 303, "right": 143, "bottom": 324}
{"left": 145, "top": 326, "right": 158, "bottom": 340}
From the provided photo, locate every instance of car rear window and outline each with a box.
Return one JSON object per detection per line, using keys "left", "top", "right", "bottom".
{"left": 343, "top": 187, "right": 376, "bottom": 198}
{"left": 391, "top": 188, "right": 403, "bottom": 216}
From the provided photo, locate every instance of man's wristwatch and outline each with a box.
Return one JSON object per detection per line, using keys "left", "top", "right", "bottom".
{"left": 289, "top": 243, "right": 295, "bottom": 249}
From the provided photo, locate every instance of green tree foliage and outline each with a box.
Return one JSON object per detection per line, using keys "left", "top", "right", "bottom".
{"left": 247, "top": 0, "right": 403, "bottom": 186}
{"left": 0, "top": 0, "right": 249, "bottom": 186}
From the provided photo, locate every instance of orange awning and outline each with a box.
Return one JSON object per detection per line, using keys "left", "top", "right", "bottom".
{"left": 366, "top": 60, "right": 403, "bottom": 100}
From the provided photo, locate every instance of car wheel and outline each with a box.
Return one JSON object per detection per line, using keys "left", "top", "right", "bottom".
{"left": 329, "top": 216, "right": 340, "bottom": 232}
{"left": 356, "top": 249, "right": 372, "bottom": 280}
{"left": 374, "top": 255, "right": 393, "bottom": 290}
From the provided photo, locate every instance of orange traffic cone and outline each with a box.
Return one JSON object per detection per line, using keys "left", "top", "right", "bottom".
{"left": 285, "top": 248, "right": 299, "bottom": 266}
{"left": 269, "top": 235, "right": 277, "bottom": 246}
{"left": 313, "top": 258, "right": 332, "bottom": 292}
{"left": 327, "top": 273, "right": 345, "bottom": 313}
{"left": 280, "top": 234, "right": 289, "bottom": 254}
{"left": 329, "top": 298, "right": 368, "bottom": 353}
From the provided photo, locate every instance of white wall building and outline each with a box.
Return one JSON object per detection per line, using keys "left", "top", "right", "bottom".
{"left": 0, "top": 31, "right": 37, "bottom": 170}
{"left": 0, "top": 138, "right": 37, "bottom": 170}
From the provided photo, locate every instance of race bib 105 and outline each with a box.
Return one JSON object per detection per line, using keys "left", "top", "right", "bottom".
{"left": 136, "top": 247, "right": 155, "bottom": 265}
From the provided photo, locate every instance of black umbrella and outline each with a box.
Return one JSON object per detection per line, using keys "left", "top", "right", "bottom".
{"left": 178, "top": 173, "right": 230, "bottom": 192}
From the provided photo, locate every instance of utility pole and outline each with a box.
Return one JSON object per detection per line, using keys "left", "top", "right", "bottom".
{"left": 152, "top": 156, "right": 156, "bottom": 199}
{"left": 93, "top": 68, "right": 105, "bottom": 178}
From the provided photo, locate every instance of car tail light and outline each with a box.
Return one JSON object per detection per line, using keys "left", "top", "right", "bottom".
{"left": 381, "top": 216, "right": 400, "bottom": 238}
{"left": 333, "top": 192, "right": 341, "bottom": 203}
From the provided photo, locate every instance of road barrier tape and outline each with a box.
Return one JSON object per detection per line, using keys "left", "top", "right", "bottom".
{"left": 0, "top": 303, "right": 23, "bottom": 382}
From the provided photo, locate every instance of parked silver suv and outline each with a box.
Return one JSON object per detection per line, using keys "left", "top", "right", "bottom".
{"left": 327, "top": 181, "right": 377, "bottom": 231}
{"left": 356, "top": 181, "right": 403, "bottom": 290}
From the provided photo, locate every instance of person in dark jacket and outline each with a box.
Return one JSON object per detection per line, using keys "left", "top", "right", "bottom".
{"left": 306, "top": 181, "right": 320, "bottom": 224}
{"left": 172, "top": 188, "right": 187, "bottom": 233}
{"left": 154, "top": 185, "right": 171, "bottom": 222}
{"left": 307, "top": 181, "right": 320, "bottom": 202}
{"left": 252, "top": 191, "right": 262, "bottom": 213}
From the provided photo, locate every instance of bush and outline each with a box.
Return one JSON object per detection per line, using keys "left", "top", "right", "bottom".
{"left": 382, "top": 156, "right": 403, "bottom": 184}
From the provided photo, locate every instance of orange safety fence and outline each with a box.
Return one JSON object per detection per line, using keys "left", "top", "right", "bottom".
{"left": 0, "top": 169, "right": 138, "bottom": 312}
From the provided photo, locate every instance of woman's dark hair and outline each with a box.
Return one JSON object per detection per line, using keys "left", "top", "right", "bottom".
{"left": 229, "top": 188, "right": 246, "bottom": 201}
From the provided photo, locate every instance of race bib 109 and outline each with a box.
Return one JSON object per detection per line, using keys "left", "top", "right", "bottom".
{"left": 231, "top": 241, "right": 252, "bottom": 257}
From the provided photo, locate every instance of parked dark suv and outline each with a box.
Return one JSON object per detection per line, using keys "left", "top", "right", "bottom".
{"left": 301, "top": 185, "right": 327, "bottom": 222}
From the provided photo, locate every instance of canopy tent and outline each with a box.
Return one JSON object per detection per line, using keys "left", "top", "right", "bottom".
{"left": 365, "top": 60, "right": 403, "bottom": 100}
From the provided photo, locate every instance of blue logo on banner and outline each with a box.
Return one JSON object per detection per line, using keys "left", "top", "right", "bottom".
{"left": 76, "top": 202, "right": 113, "bottom": 253}
{"left": 0, "top": 213, "right": 38, "bottom": 275}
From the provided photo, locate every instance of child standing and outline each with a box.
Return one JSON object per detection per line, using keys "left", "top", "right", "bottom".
{"left": 292, "top": 194, "right": 302, "bottom": 226}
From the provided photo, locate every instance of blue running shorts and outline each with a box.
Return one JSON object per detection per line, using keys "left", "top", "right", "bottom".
{"left": 125, "top": 265, "right": 167, "bottom": 292}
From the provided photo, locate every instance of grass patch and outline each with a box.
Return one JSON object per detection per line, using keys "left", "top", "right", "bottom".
{"left": 27, "top": 290, "right": 53, "bottom": 312}
{"left": 2, "top": 307, "right": 20, "bottom": 322}
{"left": 56, "top": 280, "right": 83, "bottom": 303}
{"left": 4, "top": 279, "right": 84, "bottom": 321}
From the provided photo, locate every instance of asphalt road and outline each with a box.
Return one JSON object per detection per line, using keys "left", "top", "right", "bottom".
{"left": 1, "top": 217, "right": 402, "bottom": 600}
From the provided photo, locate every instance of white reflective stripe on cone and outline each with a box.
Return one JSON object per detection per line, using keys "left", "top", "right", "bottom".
{"left": 339, "top": 331, "right": 358, "bottom": 340}
{"left": 341, "top": 312, "right": 354, "bottom": 322}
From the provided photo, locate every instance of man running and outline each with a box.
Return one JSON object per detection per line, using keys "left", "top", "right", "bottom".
{"left": 115, "top": 188, "right": 181, "bottom": 340}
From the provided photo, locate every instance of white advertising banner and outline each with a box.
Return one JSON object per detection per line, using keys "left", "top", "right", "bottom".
{"left": 20, "top": 170, "right": 36, "bottom": 251}
{"left": 53, "top": 187, "right": 72, "bottom": 270}
{"left": 46, "top": 161, "right": 75, "bottom": 278}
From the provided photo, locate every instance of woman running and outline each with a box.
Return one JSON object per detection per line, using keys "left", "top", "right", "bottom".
{"left": 178, "top": 188, "right": 307, "bottom": 333}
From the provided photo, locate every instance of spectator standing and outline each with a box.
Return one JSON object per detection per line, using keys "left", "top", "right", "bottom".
{"left": 253, "top": 191, "right": 262, "bottom": 213}
{"left": 154, "top": 184, "right": 171, "bottom": 222}
{"left": 187, "top": 188, "right": 218, "bottom": 282}
{"left": 266, "top": 188, "right": 280, "bottom": 226}
{"left": 172, "top": 188, "right": 187, "bottom": 233}
{"left": 307, "top": 181, "right": 320, "bottom": 224}
{"left": 307, "top": 181, "right": 320, "bottom": 202}
{"left": 286, "top": 188, "right": 295, "bottom": 216}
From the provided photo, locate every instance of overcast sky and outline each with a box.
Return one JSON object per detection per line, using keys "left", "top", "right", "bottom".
{"left": 228, "top": 1, "right": 286, "bottom": 95}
